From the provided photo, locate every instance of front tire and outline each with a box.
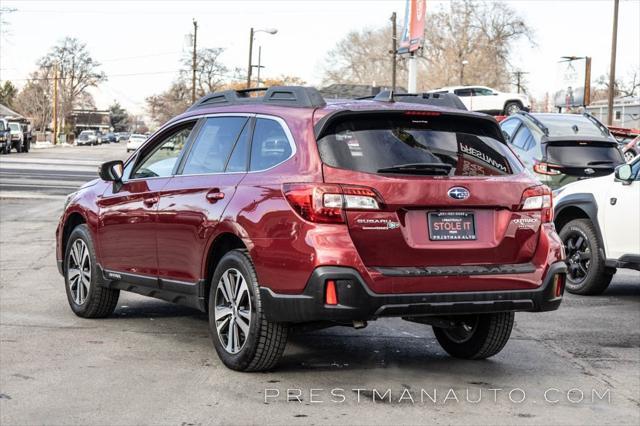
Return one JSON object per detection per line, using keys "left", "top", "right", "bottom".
{"left": 433, "top": 312, "right": 514, "bottom": 359}
{"left": 559, "top": 218, "right": 613, "bottom": 295}
{"left": 64, "top": 224, "right": 120, "bottom": 318}
{"left": 208, "top": 249, "right": 288, "bottom": 371}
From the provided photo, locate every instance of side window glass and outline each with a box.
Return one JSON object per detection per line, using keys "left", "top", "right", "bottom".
{"left": 226, "top": 121, "right": 251, "bottom": 172}
{"left": 474, "top": 88, "right": 493, "bottom": 96}
{"left": 500, "top": 119, "right": 520, "bottom": 140}
{"left": 181, "top": 117, "right": 247, "bottom": 175}
{"left": 511, "top": 126, "right": 533, "bottom": 150}
{"left": 250, "top": 119, "right": 292, "bottom": 171}
{"left": 454, "top": 89, "right": 472, "bottom": 97}
{"left": 132, "top": 124, "right": 194, "bottom": 179}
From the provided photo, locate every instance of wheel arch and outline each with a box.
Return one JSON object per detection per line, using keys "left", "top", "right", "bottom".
{"left": 554, "top": 193, "right": 605, "bottom": 256}
{"left": 202, "top": 230, "right": 248, "bottom": 306}
{"left": 61, "top": 211, "right": 87, "bottom": 271}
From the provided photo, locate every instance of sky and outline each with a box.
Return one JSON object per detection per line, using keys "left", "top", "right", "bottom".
{"left": 1, "top": 0, "right": 639, "bottom": 116}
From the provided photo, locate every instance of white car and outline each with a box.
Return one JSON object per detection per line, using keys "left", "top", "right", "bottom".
{"left": 126, "top": 134, "right": 148, "bottom": 152}
{"left": 428, "top": 85, "right": 530, "bottom": 115}
{"left": 553, "top": 156, "right": 640, "bottom": 295}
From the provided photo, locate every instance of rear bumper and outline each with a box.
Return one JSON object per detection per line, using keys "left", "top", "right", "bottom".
{"left": 260, "top": 262, "right": 567, "bottom": 323}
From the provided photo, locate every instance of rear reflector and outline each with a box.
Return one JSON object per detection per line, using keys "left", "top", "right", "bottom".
{"left": 554, "top": 274, "right": 565, "bottom": 298}
{"left": 325, "top": 280, "right": 338, "bottom": 305}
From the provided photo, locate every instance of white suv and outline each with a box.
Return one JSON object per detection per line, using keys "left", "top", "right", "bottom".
{"left": 428, "top": 86, "right": 530, "bottom": 115}
{"left": 553, "top": 156, "right": 640, "bottom": 295}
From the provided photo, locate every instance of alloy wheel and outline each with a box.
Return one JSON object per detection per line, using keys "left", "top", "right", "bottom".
{"left": 564, "top": 231, "right": 591, "bottom": 283}
{"left": 214, "top": 268, "right": 252, "bottom": 354}
{"left": 443, "top": 316, "right": 479, "bottom": 343}
{"left": 506, "top": 103, "right": 521, "bottom": 115}
{"left": 67, "top": 239, "right": 91, "bottom": 305}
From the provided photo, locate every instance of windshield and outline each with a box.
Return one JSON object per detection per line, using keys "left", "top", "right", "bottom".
{"left": 8, "top": 123, "right": 20, "bottom": 131}
{"left": 80, "top": 131, "right": 94, "bottom": 136}
{"left": 317, "top": 116, "right": 522, "bottom": 176}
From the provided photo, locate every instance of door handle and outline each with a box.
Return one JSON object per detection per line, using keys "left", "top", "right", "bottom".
{"left": 206, "top": 189, "right": 225, "bottom": 203}
{"left": 143, "top": 196, "right": 159, "bottom": 207}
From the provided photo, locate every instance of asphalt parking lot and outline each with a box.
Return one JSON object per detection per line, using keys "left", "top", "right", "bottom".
{"left": 1, "top": 143, "right": 639, "bottom": 425}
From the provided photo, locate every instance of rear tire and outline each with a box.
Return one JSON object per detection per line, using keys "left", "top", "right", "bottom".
{"left": 504, "top": 101, "right": 522, "bottom": 115}
{"left": 208, "top": 249, "right": 288, "bottom": 371}
{"left": 559, "top": 218, "right": 613, "bottom": 295}
{"left": 433, "top": 312, "right": 514, "bottom": 359}
{"left": 64, "top": 224, "right": 120, "bottom": 318}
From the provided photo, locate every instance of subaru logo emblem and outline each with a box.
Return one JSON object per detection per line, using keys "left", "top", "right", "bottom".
{"left": 448, "top": 187, "right": 470, "bottom": 200}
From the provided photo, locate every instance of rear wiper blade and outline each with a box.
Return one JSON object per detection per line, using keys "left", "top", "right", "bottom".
{"left": 377, "top": 163, "right": 453, "bottom": 175}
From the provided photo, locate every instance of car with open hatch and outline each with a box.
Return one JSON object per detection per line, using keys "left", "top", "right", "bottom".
{"left": 56, "top": 86, "right": 567, "bottom": 371}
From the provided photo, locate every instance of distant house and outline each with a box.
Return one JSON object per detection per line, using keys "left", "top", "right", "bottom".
{"left": 68, "top": 109, "right": 111, "bottom": 135}
{"left": 319, "top": 84, "right": 407, "bottom": 100}
{"left": 0, "top": 103, "right": 27, "bottom": 122}
{"left": 586, "top": 96, "right": 640, "bottom": 129}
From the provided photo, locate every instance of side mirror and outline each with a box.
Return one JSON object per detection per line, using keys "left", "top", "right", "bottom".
{"left": 614, "top": 163, "right": 632, "bottom": 183}
{"left": 99, "top": 160, "right": 124, "bottom": 182}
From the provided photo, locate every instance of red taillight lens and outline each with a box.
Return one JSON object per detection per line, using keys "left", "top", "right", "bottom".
{"left": 519, "top": 185, "right": 553, "bottom": 222}
{"left": 283, "top": 183, "right": 382, "bottom": 224}
{"left": 533, "top": 161, "right": 561, "bottom": 175}
{"left": 325, "top": 280, "right": 338, "bottom": 305}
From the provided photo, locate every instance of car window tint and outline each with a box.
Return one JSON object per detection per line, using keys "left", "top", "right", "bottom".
{"left": 474, "top": 88, "right": 493, "bottom": 96}
{"left": 250, "top": 119, "right": 292, "bottom": 171}
{"left": 511, "top": 126, "right": 534, "bottom": 150}
{"left": 500, "top": 119, "right": 520, "bottom": 139}
{"left": 226, "top": 121, "right": 251, "bottom": 172}
{"left": 0, "top": 122, "right": 4, "bottom": 131}
{"left": 454, "top": 88, "right": 473, "bottom": 97}
{"left": 182, "top": 117, "right": 247, "bottom": 175}
{"left": 132, "top": 124, "right": 194, "bottom": 179}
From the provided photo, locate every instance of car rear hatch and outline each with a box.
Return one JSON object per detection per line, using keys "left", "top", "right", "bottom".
{"left": 313, "top": 110, "right": 551, "bottom": 272}
{"left": 540, "top": 138, "right": 624, "bottom": 178}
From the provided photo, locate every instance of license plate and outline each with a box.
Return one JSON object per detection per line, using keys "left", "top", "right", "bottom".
{"left": 428, "top": 211, "right": 476, "bottom": 241}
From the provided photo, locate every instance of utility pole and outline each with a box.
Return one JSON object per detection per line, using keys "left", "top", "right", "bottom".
{"left": 584, "top": 57, "right": 592, "bottom": 106}
{"left": 513, "top": 71, "right": 529, "bottom": 94}
{"left": 52, "top": 63, "right": 58, "bottom": 145}
{"left": 607, "top": 0, "right": 619, "bottom": 125}
{"left": 390, "top": 12, "right": 397, "bottom": 93}
{"left": 191, "top": 19, "right": 198, "bottom": 103}
{"left": 247, "top": 27, "right": 254, "bottom": 89}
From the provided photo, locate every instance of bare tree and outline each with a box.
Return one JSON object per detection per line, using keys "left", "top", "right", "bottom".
{"left": 322, "top": 0, "right": 533, "bottom": 92}
{"left": 181, "top": 47, "right": 228, "bottom": 97}
{"left": 14, "top": 68, "right": 53, "bottom": 131}
{"left": 146, "top": 80, "right": 191, "bottom": 127}
{"left": 39, "top": 37, "right": 106, "bottom": 131}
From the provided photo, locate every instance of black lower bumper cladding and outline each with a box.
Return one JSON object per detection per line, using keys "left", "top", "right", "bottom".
{"left": 260, "top": 262, "right": 567, "bottom": 323}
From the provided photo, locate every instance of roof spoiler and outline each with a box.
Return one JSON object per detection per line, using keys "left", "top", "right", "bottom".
{"left": 358, "top": 91, "right": 468, "bottom": 111}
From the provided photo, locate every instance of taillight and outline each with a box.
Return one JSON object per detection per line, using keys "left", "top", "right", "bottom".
{"left": 282, "top": 183, "right": 382, "bottom": 224}
{"left": 533, "top": 161, "right": 561, "bottom": 175}
{"left": 404, "top": 110, "right": 441, "bottom": 117}
{"left": 519, "top": 185, "right": 553, "bottom": 222}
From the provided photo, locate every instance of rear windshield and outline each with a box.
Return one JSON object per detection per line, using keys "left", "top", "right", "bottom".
{"left": 317, "top": 116, "right": 522, "bottom": 176}
{"left": 546, "top": 142, "right": 623, "bottom": 166}
{"left": 536, "top": 114, "right": 609, "bottom": 138}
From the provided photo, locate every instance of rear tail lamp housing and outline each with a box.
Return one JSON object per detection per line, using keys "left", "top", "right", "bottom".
{"left": 518, "top": 185, "right": 553, "bottom": 222}
{"left": 533, "top": 160, "right": 561, "bottom": 175}
{"left": 283, "top": 183, "right": 383, "bottom": 224}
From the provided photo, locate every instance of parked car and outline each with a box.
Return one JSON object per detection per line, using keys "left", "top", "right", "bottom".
{"left": 103, "top": 132, "right": 118, "bottom": 143}
{"left": 126, "top": 133, "right": 147, "bottom": 152}
{"left": 554, "top": 156, "right": 639, "bottom": 295}
{"left": 0, "top": 118, "right": 10, "bottom": 154}
{"left": 428, "top": 85, "right": 530, "bottom": 115}
{"left": 76, "top": 130, "right": 98, "bottom": 146}
{"left": 7, "top": 121, "right": 24, "bottom": 152}
{"left": 56, "top": 86, "right": 566, "bottom": 372}
{"left": 500, "top": 112, "right": 624, "bottom": 189}
{"left": 622, "top": 136, "right": 639, "bottom": 162}
{"left": 118, "top": 132, "right": 130, "bottom": 142}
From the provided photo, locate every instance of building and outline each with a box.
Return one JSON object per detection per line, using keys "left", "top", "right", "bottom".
{"left": 586, "top": 96, "right": 640, "bottom": 129}
{"left": 68, "top": 109, "right": 111, "bottom": 135}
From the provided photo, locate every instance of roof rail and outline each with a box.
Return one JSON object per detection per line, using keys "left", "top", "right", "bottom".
{"left": 517, "top": 111, "right": 549, "bottom": 135}
{"left": 187, "top": 86, "right": 326, "bottom": 111}
{"left": 359, "top": 91, "right": 467, "bottom": 111}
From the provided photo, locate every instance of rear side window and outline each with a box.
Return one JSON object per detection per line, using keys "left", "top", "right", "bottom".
{"left": 545, "top": 143, "right": 624, "bottom": 166}
{"left": 226, "top": 121, "right": 251, "bottom": 172}
{"left": 317, "top": 116, "right": 522, "bottom": 176}
{"left": 182, "top": 117, "right": 248, "bottom": 175}
{"left": 500, "top": 119, "right": 520, "bottom": 140}
{"left": 454, "top": 88, "right": 473, "bottom": 97}
{"left": 249, "top": 118, "right": 292, "bottom": 171}
{"left": 511, "top": 126, "right": 536, "bottom": 151}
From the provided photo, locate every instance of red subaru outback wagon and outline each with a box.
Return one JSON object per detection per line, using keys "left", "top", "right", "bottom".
{"left": 56, "top": 86, "right": 566, "bottom": 371}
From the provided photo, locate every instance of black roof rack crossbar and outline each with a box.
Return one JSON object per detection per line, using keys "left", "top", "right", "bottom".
{"left": 518, "top": 111, "right": 549, "bottom": 135}
{"left": 187, "top": 86, "right": 326, "bottom": 111}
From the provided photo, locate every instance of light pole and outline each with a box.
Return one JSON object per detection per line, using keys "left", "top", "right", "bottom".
{"left": 460, "top": 60, "right": 469, "bottom": 85}
{"left": 247, "top": 27, "right": 277, "bottom": 88}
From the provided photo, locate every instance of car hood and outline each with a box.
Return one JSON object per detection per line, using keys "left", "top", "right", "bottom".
{"left": 553, "top": 173, "right": 612, "bottom": 200}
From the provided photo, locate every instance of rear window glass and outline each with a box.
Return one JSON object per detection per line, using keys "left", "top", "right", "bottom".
{"left": 317, "top": 116, "right": 522, "bottom": 176}
{"left": 535, "top": 114, "right": 609, "bottom": 138}
{"left": 546, "top": 143, "right": 623, "bottom": 166}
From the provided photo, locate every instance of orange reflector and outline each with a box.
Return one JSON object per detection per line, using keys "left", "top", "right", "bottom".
{"left": 554, "top": 274, "right": 564, "bottom": 297}
{"left": 325, "top": 280, "right": 338, "bottom": 305}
